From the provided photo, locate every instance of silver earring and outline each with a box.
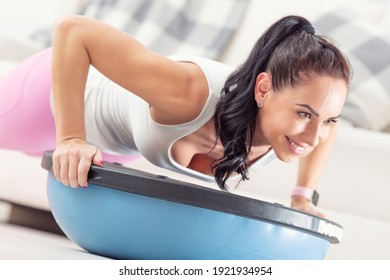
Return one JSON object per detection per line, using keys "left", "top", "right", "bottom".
{"left": 257, "top": 100, "right": 263, "bottom": 108}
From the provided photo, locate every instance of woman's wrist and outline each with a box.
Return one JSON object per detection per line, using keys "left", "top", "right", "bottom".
{"left": 291, "top": 186, "right": 319, "bottom": 206}
{"left": 56, "top": 136, "right": 86, "bottom": 146}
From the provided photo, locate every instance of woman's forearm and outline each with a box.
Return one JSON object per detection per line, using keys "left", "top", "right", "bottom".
{"left": 297, "top": 123, "right": 340, "bottom": 188}
{"left": 291, "top": 124, "right": 339, "bottom": 217}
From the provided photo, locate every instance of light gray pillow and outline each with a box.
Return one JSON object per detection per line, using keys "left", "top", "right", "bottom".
{"left": 31, "top": 0, "right": 248, "bottom": 60}
{"left": 73, "top": 0, "right": 248, "bottom": 60}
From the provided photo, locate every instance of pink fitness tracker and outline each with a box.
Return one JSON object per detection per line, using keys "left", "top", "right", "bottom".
{"left": 292, "top": 186, "right": 319, "bottom": 206}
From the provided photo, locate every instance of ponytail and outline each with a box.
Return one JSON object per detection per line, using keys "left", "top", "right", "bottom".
{"left": 212, "top": 15, "right": 351, "bottom": 190}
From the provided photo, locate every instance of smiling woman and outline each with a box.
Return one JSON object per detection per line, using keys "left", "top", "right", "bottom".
{"left": 0, "top": 14, "right": 351, "bottom": 218}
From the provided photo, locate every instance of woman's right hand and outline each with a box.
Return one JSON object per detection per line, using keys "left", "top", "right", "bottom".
{"left": 52, "top": 138, "right": 103, "bottom": 188}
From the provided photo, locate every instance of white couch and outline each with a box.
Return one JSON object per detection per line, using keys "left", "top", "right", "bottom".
{"left": 1, "top": 0, "right": 390, "bottom": 260}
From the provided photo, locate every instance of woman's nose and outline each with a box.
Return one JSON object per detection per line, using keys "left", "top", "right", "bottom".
{"left": 303, "top": 123, "right": 325, "bottom": 147}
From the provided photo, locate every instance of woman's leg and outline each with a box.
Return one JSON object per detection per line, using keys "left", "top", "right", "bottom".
{"left": 0, "top": 48, "right": 56, "bottom": 156}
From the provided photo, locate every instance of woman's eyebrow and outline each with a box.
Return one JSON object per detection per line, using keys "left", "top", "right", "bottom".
{"left": 295, "top": 103, "right": 320, "bottom": 117}
{"left": 295, "top": 103, "right": 342, "bottom": 119}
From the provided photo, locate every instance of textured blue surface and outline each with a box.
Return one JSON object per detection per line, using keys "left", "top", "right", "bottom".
{"left": 47, "top": 174, "right": 330, "bottom": 260}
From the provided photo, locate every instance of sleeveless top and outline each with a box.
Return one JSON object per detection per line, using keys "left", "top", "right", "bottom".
{"left": 74, "top": 55, "right": 276, "bottom": 181}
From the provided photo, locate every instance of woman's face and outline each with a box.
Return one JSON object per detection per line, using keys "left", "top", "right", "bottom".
{"left": 255, "top": 73, "right": 348, "bottom": 162}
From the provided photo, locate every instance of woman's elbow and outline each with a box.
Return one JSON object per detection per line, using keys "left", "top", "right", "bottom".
{"left": 52, "top": 15, "right": 87, "bottom": 45}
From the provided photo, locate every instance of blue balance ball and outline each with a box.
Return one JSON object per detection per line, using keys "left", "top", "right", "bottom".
{"left": 41, "top": 151, "right": 343, "bottom": 260}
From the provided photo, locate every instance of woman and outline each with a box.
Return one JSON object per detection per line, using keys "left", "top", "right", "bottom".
{"left": 0, "top": 15, "right": 351, "bottom": 217}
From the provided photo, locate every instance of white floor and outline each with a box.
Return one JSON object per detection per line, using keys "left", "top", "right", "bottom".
{"left": 0, "top": 223, "right": 109, "bottom": 260}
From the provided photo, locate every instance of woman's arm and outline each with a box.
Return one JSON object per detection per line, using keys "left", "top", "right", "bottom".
{"left": 51, "top": 15, "right": 208, "bottom": 188}
{"left": 291, "top": 123, "right": 340, "bottom": 217}
{"left": 52, "top": 15, "right": 208, "bottom": 131}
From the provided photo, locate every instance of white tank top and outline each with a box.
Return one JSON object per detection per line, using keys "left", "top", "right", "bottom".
{"left": 78, "top": 55, "right": 276, "bottom": 181}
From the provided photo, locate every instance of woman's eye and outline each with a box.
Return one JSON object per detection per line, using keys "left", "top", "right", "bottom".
{"left": 298, "top": 112, "right": 311, "bottom": 119}
{"left": 324, "top": 119, "right": 338, "bottom": 126}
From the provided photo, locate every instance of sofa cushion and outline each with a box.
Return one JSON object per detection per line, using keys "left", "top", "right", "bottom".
{"left": 35, "top": 0, "right": 248, "bottom": 60}
{"left": 314, "top": 8, "right": 390, "bottom": 132}
{"left": 384, "top": 124, "right": 390, "bottom": 134}
{"left": 32, "top": 0, "right": 248, "bottom": 60}
{"left": 0, "top": 61, "right": 18, "bottom": 77}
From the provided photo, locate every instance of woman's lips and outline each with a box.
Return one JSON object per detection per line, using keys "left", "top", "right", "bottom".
{"left": 286, "top": 136, "right": 306, "bottom": 155}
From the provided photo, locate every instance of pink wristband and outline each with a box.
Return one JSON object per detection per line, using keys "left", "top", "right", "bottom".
{"left": 291, "top": 186, "right": 314, "bottom": 200}
{"left": 291, "top": 186, "right": 319, "bottom": 206}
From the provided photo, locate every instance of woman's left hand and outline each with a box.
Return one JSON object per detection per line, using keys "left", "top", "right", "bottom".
{"left": 290, "top": 196, "right": 325, "bottom": 218}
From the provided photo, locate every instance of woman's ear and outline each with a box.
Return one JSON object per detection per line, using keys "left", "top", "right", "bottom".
{"left": 254, "top": 72, "right": 272, "bottom": 102}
